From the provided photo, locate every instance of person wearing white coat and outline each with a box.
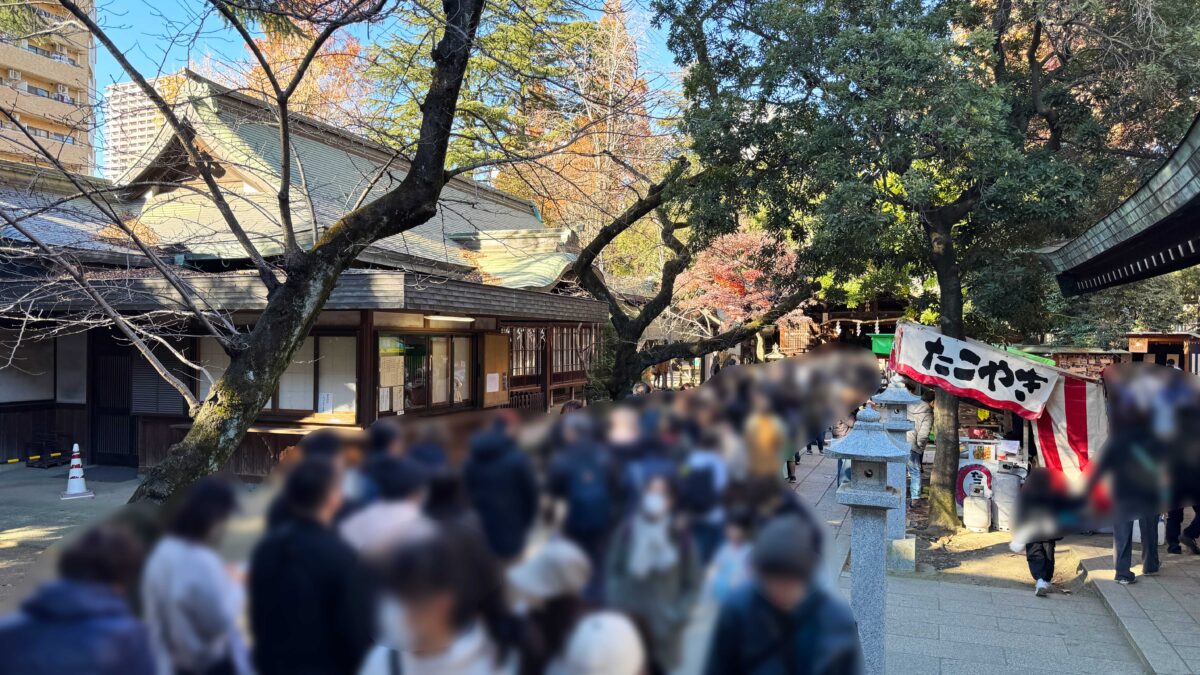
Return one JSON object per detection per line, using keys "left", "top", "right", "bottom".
{"left": 141, "top": 479, "right": 250, "bottom": 675}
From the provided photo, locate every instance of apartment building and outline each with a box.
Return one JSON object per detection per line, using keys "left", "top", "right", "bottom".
{"left": 104, "top": 78, "right": 173, "bottom": 181}
{"left": 0, "top": 2, "right": 93, "bottom": 173}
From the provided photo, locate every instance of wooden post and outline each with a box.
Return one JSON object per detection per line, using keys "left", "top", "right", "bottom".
{"left": 356, "top": 310, "right": 374, "bottom": 428}
{"left": 543, "top": 326, "right": 554, "bottom": 413}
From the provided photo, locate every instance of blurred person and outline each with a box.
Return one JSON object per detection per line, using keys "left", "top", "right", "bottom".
{"left": 704, "top": 516, "right": 862, "bottom": 675}
{"left": 1090, "top": 365, "right": 1165, "bottom": 584}
{"left": 359, "top": 523, "right": 537, "bottom": 675}
{"left": 906, "top": 389, "right": 933, "bottom": 501}
{"left": 1014, "top": 468, "right": 1071, "bottom": 597}
{"left": 367, "top": 417, "right": 405, "bottom": 460}
{"left": 679, "top": 429, "right": 729, "bottom": 564}
{"left": 424, "top": 471, "right": 475, "bottom": 523}
{"left": 553, "top": 612, "right": 647, "bottom": 675}
{"left": 631, "top": 380, "right": 652, "bottom": 397}
{"left": 341, "top": 455, "right": 433, "bottom": 556}
{"left": 505, "top": 538, "right": 594, "bottom": 673}
{"left": 704, "top": 508, "right": 755, "bottom": 604}
{"left": 142, "top": 478, "right": 248, "bottom": 675}
{"left": 744, "top": 392, "right": 790, "bottom": 482}
{"left": 606, "top": 477, "right": 701, "bottom": 672}
{"left": 463, "top": 412, "right": 540, "bottom": 561}
{"left": 0, "top": 522, "right": 154, "bottom": 675}
{"left": 408, "top": 421, "right": 450, "bottom": 471}
{"left": 547, "top": 412, "right": 620, "bottom": 601}
{"left": 618, "top": 408, "right": 680, "bottom": 514}
{"left": 1166, "top": 507, "right": 1200, "bottom": 555}
{"left": 250, "top": 458, "right": 374, "bottom": 675}
{"left": 266, "top": 428, "right": 348, "bottom": 530}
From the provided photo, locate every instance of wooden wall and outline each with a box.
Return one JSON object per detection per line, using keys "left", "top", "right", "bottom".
{"left": 138, "top": 417, "right": 290, "bottom": 479}
{"left": 0, "top": 403, "right": 86, "bottom": 463}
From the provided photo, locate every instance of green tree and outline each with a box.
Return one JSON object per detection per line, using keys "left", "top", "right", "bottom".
{"left": 656, "top": 0, "right": 1200, "bottom": 528}
{"left": 367, "top": 0, "right": 593, "bottom": 168}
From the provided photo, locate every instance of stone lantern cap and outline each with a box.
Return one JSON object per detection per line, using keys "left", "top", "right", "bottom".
{"left": 872, "top": 374, "right": 921, "bottom": 406}
{"left": 827, "top": 407, "right": 908, "bottom": 463}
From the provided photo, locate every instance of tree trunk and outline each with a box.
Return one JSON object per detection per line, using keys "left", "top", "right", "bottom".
{"left": 608, "top": 338, "right": 646, "bottom": 400}
{"left": 129, "top": 263, "right": 343, "bottom": 503}
{"left": 926, "top": 218, "right": 964, "bottom": 531}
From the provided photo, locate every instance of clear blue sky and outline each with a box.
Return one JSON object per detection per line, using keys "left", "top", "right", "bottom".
{"left": 91, "top": 0, "right": 679, "bottom": 170}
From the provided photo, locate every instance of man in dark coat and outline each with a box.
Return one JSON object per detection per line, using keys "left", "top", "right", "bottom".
{"left": 463, "top": 413, "right": 540, "bottom": 561}
{"left": 705, "top": 516, "right": 862, "bottom": 675}
{"left": 250, "top": 458, "right": 374, "bottom": 675}
{"left": 0, "top": 523, "right": 154, "bottom": 675}
{"left": 547, "top": 412, "right": 622, "bottom": 600}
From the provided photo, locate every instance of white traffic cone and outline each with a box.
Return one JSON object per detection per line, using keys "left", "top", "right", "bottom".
{"left": 60, "top": 444, "right": 94, "bottom": 500}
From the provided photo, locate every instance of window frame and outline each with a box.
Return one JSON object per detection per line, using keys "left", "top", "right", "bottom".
{"left": 375, "top": 330, "right": 475, "bottom": 416}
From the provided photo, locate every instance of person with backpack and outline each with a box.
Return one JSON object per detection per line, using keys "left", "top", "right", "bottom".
{"left": 548, "top": 413, "right": 621, "bottom": 602}
{"left": 679, "top": 430, "right": 729, "bottom": 564}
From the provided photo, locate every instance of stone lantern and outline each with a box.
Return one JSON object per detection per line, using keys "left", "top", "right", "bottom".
{"left": 828, "top": 406, "right": 907, "bottom": 675}
{"left": 871, "top": 374, "right": 921, "bottom": 571}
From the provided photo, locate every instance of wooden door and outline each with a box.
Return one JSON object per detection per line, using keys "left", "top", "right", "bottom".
{"left": 481, "top": 333, "right": 509, "bottom": 408}
{"left": 90, "top": 340, "right": 137, "bottom": 466}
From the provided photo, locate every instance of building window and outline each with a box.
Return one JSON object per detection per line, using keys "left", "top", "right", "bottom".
{"left": 377, "top": 334, "right": 472, "bottom": 414}
{"left": 199, "top": 335, "right": 356, "bottom": 419}
{"left": 552, "top": 325, "right": 595, "bottom": 377}
{"left": 503, "top": 326, "right": 543, "bottom": 389}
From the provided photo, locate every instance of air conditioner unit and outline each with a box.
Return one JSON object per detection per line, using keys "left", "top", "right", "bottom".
{"left": 7, "top": 69, "right": 20, "bottom": 81}
{"left": 54, "top": 44, "right": 66, "bottom": 54}
{"left": 56, "top": 84, "right": 68, "bottom": 95}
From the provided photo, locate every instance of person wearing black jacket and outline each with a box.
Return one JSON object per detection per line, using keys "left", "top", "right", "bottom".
{"left": 463, "top": 413, "right": 540, "bottom": 561}
{"left": 548, "top": 412, "right": 622, "bottom": 601}
{"left": 704, "top": 515, "right": 862, "bottom": 675}
{"left": 249, "top": 458, "right": 374, "bottom": 675}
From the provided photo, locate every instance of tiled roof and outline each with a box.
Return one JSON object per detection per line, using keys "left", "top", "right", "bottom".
{"left": 0, "top": 268, "right": 607, "bottom": 322}
{"left": 1044, "top": 114, "right": 1200, "bottom": 276}
{"left": 0, "top": 183, "right": 147, "bottom": 263}
{"left": 120, "top": 74, "right": 560, "bottom": 275}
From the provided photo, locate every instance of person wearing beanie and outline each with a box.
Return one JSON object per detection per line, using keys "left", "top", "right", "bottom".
{"left": 704, "top": 515, "right": 863, "bottom": 675}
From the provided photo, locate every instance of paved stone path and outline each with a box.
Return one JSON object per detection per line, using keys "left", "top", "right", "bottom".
{"left": 838, "top": 571, "right": 1145, "bottom": 675}
{"left": 1080, "top": 541, "right": 1200, "bottom": 673}
{"left": 0, "top": 465, "right": 139, "bottom": 609}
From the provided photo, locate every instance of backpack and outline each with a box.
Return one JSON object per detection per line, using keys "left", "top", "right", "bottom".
{"left": 564, "top": 457, "right": 612, "bottom": 535}
{"left": 679, "top": 462, "right": 719, "bottom": 515}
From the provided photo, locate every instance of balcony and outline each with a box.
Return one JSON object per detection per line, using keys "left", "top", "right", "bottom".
{"left": 1, "top": 34, "right": 81, "bottom": 67}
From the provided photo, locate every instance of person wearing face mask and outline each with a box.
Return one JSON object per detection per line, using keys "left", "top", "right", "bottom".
{"left": 141, "top": 477, "right": 249, "bottom": 675}
{"left": 250, "top": 458, "right": 375, "bottom": 675}
{"left": 358, "top": 523, "right": 539, "bottom": 675}
{"left": 704, "top": 516, "right": 862, "bottom": 675}
{"left": 605, "top": 477, "right": 702, "bottom": 673}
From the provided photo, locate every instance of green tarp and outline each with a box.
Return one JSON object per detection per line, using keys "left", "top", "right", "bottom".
{"left": 867, "top": 333, "right": 1057, "bottom": 366}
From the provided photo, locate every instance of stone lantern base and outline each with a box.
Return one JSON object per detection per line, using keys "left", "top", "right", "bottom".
{"left": 887, "top": 535, "right": 917, "bottom": 572}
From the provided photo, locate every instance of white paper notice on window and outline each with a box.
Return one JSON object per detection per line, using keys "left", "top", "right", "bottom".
{"left": 486, "top": 373, "right": 500, "bottom": 393}
{"left": 318, "top": 392, "right": 334, "bottom": 413}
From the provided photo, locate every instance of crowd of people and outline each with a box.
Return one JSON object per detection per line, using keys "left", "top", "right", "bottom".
{"left": 0, "top": 350, "right": 880, "bottom": 675}
{"left": 1013, "top": 361, "right": 1200, "bottom": 594}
